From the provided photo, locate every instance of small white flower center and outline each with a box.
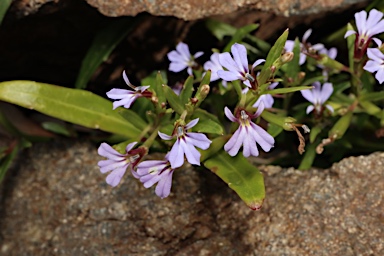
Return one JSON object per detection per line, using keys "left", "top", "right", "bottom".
{"left": 245, "top": 73, "right": 255, "bottom": 82}
{"left": 177, "top": 126, "right": 184, "bottom": 137}
{"left": 129, "top": 154, "right": 140, "bottom": 163}
{"left": 148, "top": 167, "right": 159, "bottom": 175}
{"left": 240, "top": 110, "right": 249, "bottom": 120}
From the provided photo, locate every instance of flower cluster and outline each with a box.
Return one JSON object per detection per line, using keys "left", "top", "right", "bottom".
{"left": 97, "top": 8, "right": 384, "bottom": 204}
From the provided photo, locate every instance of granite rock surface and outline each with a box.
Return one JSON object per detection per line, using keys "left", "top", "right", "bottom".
{"left": 1, "top": 140, "right": 383, "bottom": 255}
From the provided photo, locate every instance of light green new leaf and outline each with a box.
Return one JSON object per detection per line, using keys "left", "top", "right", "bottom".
{"left": 75, "top": 17, "right": 137, "bottom": 89}
{"left": 192, "top": 119, "right": 223, "bottom": 135}
{"left": 298, "top": 142, "right": 317, "bottom": 170}
{"left": 162, "top": 84, "right": 184, "bottom": 115}
{"left": 258, "top": 29, "right": 289, "bottom": 85}
{"left": 346, "top": 23, "right": 355, "bottom": 71}
{"left": 264, "top": 86, "right": 312, "bottom": 95}
{"left": 0, "top": 80, "right": 143, "bottom": 137}
{"left": 180, "top": 76, "right": 194, "bottom": 104}
{"left": 0, "top": 0, "right": 12, "bottom": 25}
{"left": 204, "top": 151, "right": 265, "bottom": 210}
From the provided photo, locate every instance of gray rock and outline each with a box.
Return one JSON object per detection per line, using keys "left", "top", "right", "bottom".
{"left": 85, "top": 0, "right": 366, "bottom": 20}
{"left": 10, "top": 0, "right": 367, "bottom": 20}
{"left": 1, "top": 140, "right": 383, "bottom": 255}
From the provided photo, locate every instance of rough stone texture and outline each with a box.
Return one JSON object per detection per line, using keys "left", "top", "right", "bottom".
{"left": 9, "top": 0, "right": 367, "bottom": 20}
{"left": 0, "top": 140, "right": 383, "bottom": 255}
{"left": 85, "top": 0, "right": 367, "bottom": 20}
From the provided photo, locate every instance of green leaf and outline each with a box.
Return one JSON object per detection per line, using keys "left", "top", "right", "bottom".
{"left": 223, "top": 24, "right": 259, "bottom": 52}
{"left": 359, "top": 91, "right": 384, "bottom": 102}
{"left": 298, "top": 141, "right": 317, "bottom": 170}
{"left": 204, "top": 151, "right": 265, "bottom": 210}
{"left": 115, "top": 107, "right": 147, "bottom": 130}
{"left": 264, "top": 86, "right": 312, "bottom": 95}
{"left": 309, "top": 125, "right": 322, "bottom": 143}
{"left": 155, "top": 71, "right": 167, "bottom": 107}
{"left": 0, "top": 0, "right": 11, "bottom": 25}
{"left": 267, "top": 123, "right": 283, "bottom": 137}
{"left": 346, "top": 23, "right": 355, "bottom": 72}
{"left": 258, "top": 29, "right": 289, "bottom": 85}
{"left": 329, "top": 111, "right": 353, "bottom": 139}
{"left": 162, "top": 84, "right": 184, "bottom": 115}
{"left": 0, "top": 80, "right": 142, "bottom": 138}
{"left": 285, "top": 38, "right": 301, "bottom": 83}
{"left": 206, "top": 19, "right": 236, "bottom": 41}
{"left": 41, "top": 122, "right": 72, "bottom": 137}
{"left": 75, "top": 17, "right": 138, "bottom": 89}
{"left": 180, "top": 76, "right": 194, "bottom": 104}
{"left": 192, "top": 108, "right": 221, "bottom": 123}
{"left": 192, "top": 119, "right": 223, "bottom": 135}
{"left": 0, "top": 139, "right": 31, "bottom": 182}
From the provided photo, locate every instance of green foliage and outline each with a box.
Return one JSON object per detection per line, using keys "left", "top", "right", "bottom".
{"left": 204, "top": 151, "right": 265, "bottom": 210}
{"left": 0, "top": 81, "right": 143, "bottom": 138}
{"left": 0, "top": 0, "right": 12, "bottom": 25}
{"left": 75, "top": 17, "right": 138, "bottom": 89}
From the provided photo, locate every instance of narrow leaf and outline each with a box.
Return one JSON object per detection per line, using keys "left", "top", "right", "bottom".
{"left": 0, "top": 81, "right": 142, "bottom": 138}
{"left": 359, "top": 91, "right": 384, "bottom": 102}
{"left": 223, "top": 24, "right": 259, "bottom": 52}
{"left": 192, "top": 119, "right": 223, "bottom": 135}
{"left": 285, "top": 38, "right": 301, "bottom": 83}
{"left": 162, "top": 84, "right": 184, "bottom": 115}
{"left": 204, "top": 151, "right": 265, "bottom": 210}
{"left": 264, "top": 86, "right": 312, "bottom": 95}
{"left": 75, "top": 17, "right": 137, "bottom": 89}
{"left": 346, "top": 23, "right": 355, "bottom": 72}
{"left": 180, "top": 76, "right": 194, "bottom": 104}
{"left": 0, "top": 0, "right": 12, "bottom": 25}
{"left": 298, "top": 142, "right": 317, "bottom": 170}
{"left": 258, "top": 29, "right": 289, "bottom": 85}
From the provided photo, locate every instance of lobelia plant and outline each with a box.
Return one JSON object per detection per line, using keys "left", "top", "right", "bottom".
{"left": 1, "top": 6, "right": 384, "bottom": 210}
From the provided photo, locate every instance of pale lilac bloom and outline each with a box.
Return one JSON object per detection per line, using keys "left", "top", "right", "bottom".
{"left": 344, "top": 9, "right": 384, "bottom": 55}
{"left": 217, "top": 43, "right": 264, "bottom": 88}
{"left": 158, "top": 118, "right": 212, "bottom": 168}
{"left": 106, "top": 71, "right": 150, "bottom": 109}
{"left": 132, "top": 156, "right": 174, "bottom": 199}
{"left": 364, "top": 48, "right": 384, "bottom": 84}
{"left": 285, "top": 29, "right": 324, "bottom": 65}
{"left": 98, "top": 142, "right": 138, "bottom": 187}
{"left": 253, "top": 82, "right": 278, "bottom": 109}
{"left": 204, "top": 52, "right": 223, "bottom": 82}
{"left": 318, "top": 47, "right": 338, "bottom": 80}
{"left": 224, "top": 104, "right": 275, "bottom": 157}
{"left": 167, "top": 42, "right": 203, "bottom": 75}
{"left": 301, "top": 82, "right": 334, "bottom": 114}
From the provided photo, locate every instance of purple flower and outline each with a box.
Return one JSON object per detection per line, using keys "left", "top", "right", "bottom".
{"left": 158, "top": 118, "right": 212, "bottom": 168}
{"left": 204, "top": 52, "right": 223, "bottom": 82}
{"left": 224, "top": 105, "right": 275, "bottom": 157}
{"left": 252, "top": 82, "right": 278, "bottom": 109}
{"left": 318, "top": 47, "right": 338, "bottom": 80}
{"left": 345, "top": 9, "right": 384, "bottom": 59}
{"left": 285, "top": 29, "right": 324, "bottom": 65}
{"left": 98, "top": 142, "right": 139, "bottom": 187}
{"left": 364, "top": 48, "right": 384, "bottom": 84}
{"left": 106, "top": 71, "right": 150, "bottom": 109}
{"left": 132, "top": 157, "right": 174, "bottom": 199}
{"left": 301, "top": 82, "right": 334, "bottom": 114}
{"left": 217, "top": 43, "right": 264, "bottom": 88}
{"left": 167, "top": 42, "right": 203, "bottom": 75}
